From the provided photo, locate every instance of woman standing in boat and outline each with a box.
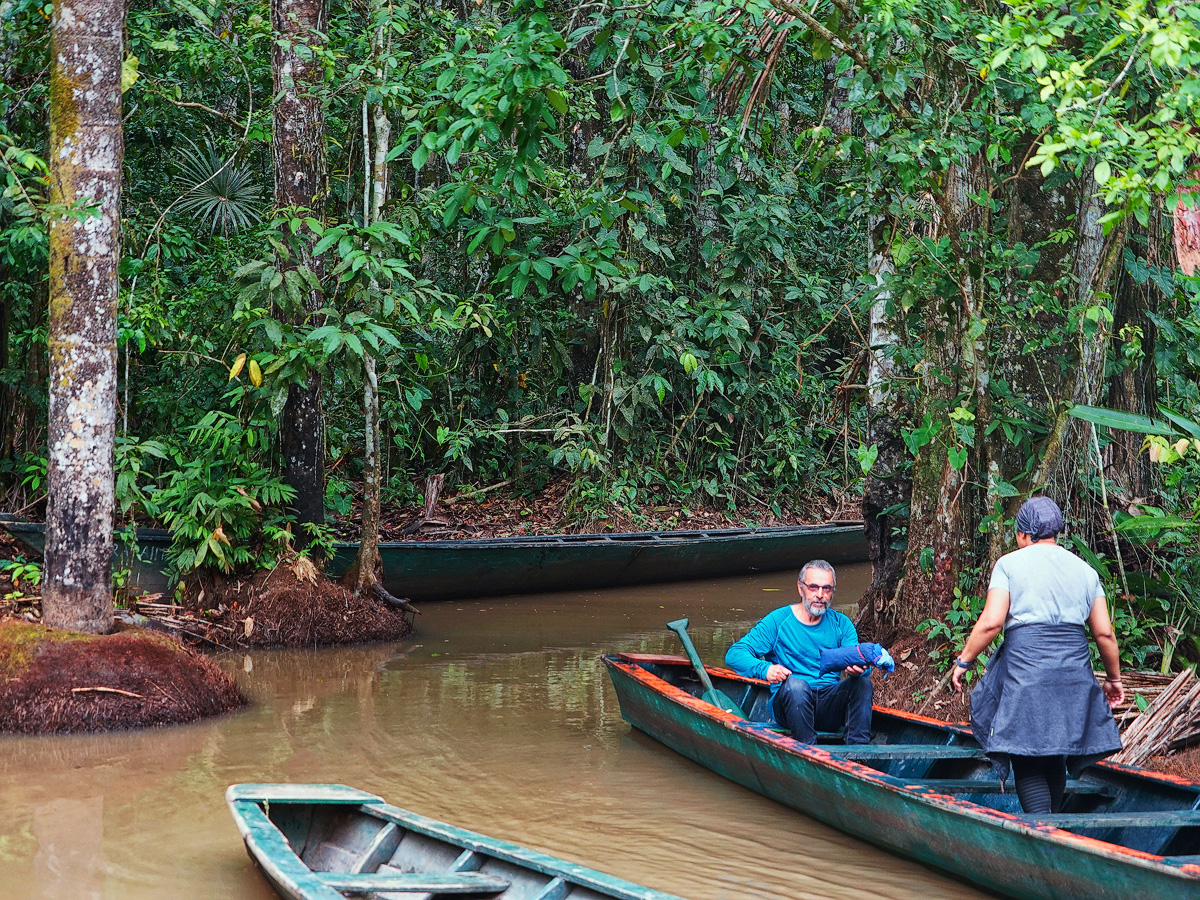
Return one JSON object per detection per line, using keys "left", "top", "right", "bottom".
{"left": 951, "top": 496, "right": 1124, "bottom": 815}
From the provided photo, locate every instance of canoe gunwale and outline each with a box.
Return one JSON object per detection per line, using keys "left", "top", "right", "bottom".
{"left": 603, "top": 655, "right": 1200, "bottom": 884}
{"left": 350, "top": 522, "right": 867, "bottom": 552}
{"left": 225, "top": 783, "right": 689, "bottom": 900}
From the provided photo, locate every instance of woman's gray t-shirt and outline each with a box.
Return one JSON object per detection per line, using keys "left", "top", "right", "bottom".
{"left": 988, "top": 543, "right": 1104, "bottom": 629}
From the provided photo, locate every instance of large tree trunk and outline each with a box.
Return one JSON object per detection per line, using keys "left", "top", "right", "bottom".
{"left": 1106, "top": 217, "right": 1164, "bottom": 505}
{"left": 42, "top": 0, "right": 125, "bottom": 633}
{"left": 273, "top": 0, "right": 328, "bottom": 535}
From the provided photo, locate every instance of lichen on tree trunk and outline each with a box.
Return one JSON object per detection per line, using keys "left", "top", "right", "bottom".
{"left": 43, "top": 0, "right": 125, "bottom": 634}
{"left": 273, "top": 0, "right": 328, "bottom": 536}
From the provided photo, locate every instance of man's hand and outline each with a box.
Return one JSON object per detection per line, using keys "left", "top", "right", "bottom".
{"left": 765, "top": 664, "right": 792, "bottom": 683}
{"left": 844, "top": 664, "right": 867, "bottom": 677}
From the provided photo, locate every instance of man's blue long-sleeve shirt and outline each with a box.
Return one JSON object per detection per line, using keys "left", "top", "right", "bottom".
{"left": 725, "top": 605, "right": 859, "bottom": 694}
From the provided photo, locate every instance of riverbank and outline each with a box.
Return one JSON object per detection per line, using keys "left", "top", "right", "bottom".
{"left": 0, "top": 620, "right": 243, "bottom": 733}
{"left": 331, "top": 477, "right": 861, "bottom": 541}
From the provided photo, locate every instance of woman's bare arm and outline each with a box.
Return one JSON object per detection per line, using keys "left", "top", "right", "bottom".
{"left": 1088, "top": 596, "right": 1125, "bottom": 707}
{"left": 951, "top": 588, "right": 1009, "bottom": 692}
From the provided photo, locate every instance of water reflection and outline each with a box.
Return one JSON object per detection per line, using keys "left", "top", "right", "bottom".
{"left": 0, "top": 565, "right": 987, "bottom": 900}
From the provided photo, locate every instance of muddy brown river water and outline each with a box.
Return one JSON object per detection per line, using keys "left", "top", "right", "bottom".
{"left": 0, "top": 564, "right": 991, "bottom": 900}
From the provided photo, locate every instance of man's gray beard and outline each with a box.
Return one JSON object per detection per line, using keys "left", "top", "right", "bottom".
{"left": 802, "top": 598, "right": 827, "bottom": 618}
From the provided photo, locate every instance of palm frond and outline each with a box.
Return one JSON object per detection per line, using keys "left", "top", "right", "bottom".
{"left": 174, "top": 139, "right": 264, "bottom": 235}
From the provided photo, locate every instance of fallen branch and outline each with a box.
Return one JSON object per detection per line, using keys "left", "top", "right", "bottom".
{"left": 72, "top": 686, "right": 144, "bottom": 699}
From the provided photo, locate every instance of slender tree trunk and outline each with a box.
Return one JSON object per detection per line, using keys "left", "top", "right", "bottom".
{"left": 273, "top": 0, "right": 328, "bottom": 535}
{"left": 43, "top": 0, "right": 125, "bottom": 633}
{"left": 349, "top": 354, "right": 381, "bottom": 593}
{"left": 859, "top": 209, "right": 908, "bottom": 630}
{"left": 347, "top": 0, "right": 390, "bottom": 593}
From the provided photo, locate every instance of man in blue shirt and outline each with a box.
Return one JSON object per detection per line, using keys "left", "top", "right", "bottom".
{"left": 725, "top": 559, "right": 873, "bottom": 744}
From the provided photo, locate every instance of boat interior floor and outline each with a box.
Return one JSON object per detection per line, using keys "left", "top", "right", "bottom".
{"left": 648, "top": 659, "right": 1200, "bottom": 861}
{"left": 265, "top": 800, "right": 613, "bottom": 899}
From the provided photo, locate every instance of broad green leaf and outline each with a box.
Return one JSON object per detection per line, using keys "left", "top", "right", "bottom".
{"left": 176, "top": 0, "right": 213, "bottom": 27}
{"left": 1069, "top": 404, "right": 1174, "bottom": 436}
{"left": 1115, "top": 515, "right": 1196, "bottom": 538}
{"left": 1158, "top": 405, "right": 1200, "bottom": 439}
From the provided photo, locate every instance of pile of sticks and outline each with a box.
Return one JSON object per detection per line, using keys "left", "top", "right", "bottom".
{"left": 1111, "top": 667, "right": 1200, "bottom": 766}
{"left": 1106, "top": 670, "right": 1180, "bottom": 724}
{"left": 117, "top": 597, "right": 235, "bottom": 650}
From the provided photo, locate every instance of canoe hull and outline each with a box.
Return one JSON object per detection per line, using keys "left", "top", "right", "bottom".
{"left": 3, "top": 517, "right": 867, "bottom": 601}
{"left": 605, "top": 655, "right": 1200, "bottom": 900}
{"left": 0, "top": 518, "right": 173, "bottom": 594}
{"left": 225, "top": 783, "right": 684, "bottom": 900}
{"left": 333, "top": 524, "right": 868, "bottom": 601}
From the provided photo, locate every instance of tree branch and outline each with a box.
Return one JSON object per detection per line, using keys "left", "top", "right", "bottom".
{"left": 158, "top": 95, "right": 240, "bottom": 126}
{"left": 767, "top": 0, "right": 869, "bottom": 69}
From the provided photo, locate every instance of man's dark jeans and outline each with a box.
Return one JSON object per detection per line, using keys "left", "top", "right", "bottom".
{"left": 771, "top": 675, "right": 873, "bottom": 744}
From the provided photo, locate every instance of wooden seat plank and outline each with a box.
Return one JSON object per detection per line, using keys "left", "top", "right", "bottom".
{"left": 910, "top": 779, "right": 1116, "bottom": 797}
{"left": 318, "top": 871, "right": 509, "bottom": 893}
{"left": 1023, "top": 810, "right": 1200, "bottom": 829}
{"left": 530, "top": 876, "right": 571, "bottom": 900}
{"left": 822, "top": 744, "right": 985, "bottom": 760}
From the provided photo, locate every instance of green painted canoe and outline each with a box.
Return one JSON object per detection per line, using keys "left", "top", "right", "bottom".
{"left": 3, "top": 517, "right": 866, "bottom": 601}
{"left": 0, "top": 517, "right": 174, "bottom": 594}
{"left": 225, "top": 783, "right": 685, "bottom": 900}
{"left": 332, "top": 523, "right": 868, "bottom": 601}
{"left": 604, "top": 652, "right": 1200, "bottom": 900}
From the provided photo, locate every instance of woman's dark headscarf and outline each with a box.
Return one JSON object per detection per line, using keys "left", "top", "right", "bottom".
{"left": 1016, "top": 496, "right": 1064, "bottom": 541}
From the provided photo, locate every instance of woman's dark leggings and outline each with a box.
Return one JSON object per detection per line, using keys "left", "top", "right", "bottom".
{"left": 1011, "top": 754, "right": 1067, "bottom": 814}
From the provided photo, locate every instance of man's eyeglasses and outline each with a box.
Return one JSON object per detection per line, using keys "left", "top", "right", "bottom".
{"left": 801, "top": 583, "right": 835, "bottom": 595}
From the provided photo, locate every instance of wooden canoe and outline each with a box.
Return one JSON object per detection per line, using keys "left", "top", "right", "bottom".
{"left": 2, "top": 517, "right": 867, "bottom": 601}
{"left": 225, "top": 783, "right": 685, "bottom": 900}
{"left": 0, "top": 517, "right": 174, "bottom": 593}
{"left": 603, "top": 652, "right": 1200, "bottom": 900}
{"left": 331, "top": 523, "right": 868, "bottom": 601}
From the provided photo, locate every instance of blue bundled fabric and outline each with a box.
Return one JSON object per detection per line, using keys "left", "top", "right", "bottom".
{"left": 818, "top": 642, "right": 895, "bottom": 678}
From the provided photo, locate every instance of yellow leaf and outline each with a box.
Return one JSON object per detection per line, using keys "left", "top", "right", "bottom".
{"left": 1148, "top": 441, "right": 1164, "bottom": 463}
{"left": 121, "top": 55, "right": 140, "bottom": 93}
{"left": 248, "top": 359, "right": 263, "bottom": 387}
{"left": 229, "top": 353, "right": 247, "bottom": 380}
{"left": 1174, "top": 438, "right": 1190, "bottom": 456}
{"left": 212, "top": 525, "right": 231, "bottom": 546}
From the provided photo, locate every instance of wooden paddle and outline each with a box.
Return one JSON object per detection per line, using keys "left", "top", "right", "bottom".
{"left": 666, "top": 618, "right": 747, "bottom": 717}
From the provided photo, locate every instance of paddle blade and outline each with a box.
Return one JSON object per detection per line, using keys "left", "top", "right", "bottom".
{"left": 703, "top": 688, "right": 747, "bottom": 718}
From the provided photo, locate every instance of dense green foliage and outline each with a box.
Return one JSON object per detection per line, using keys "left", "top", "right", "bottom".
{"left": 4, "top": 0, "right": 1200, "bottom": 668}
